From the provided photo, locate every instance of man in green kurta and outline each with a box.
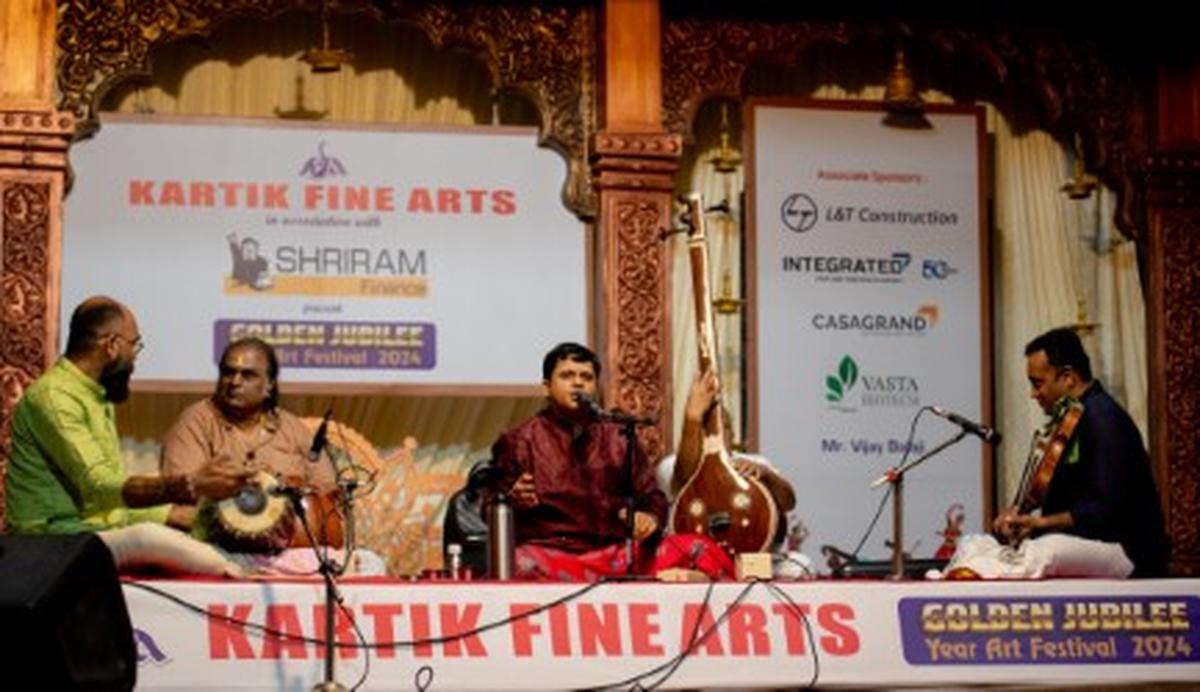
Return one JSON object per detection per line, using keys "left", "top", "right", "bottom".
{"left": 5, "top": 296, "right": 250, "bottom": 572}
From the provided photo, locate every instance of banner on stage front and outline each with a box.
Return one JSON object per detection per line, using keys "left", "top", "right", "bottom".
{"left": 63, "top": 115, "right": 586, "bottom": 386}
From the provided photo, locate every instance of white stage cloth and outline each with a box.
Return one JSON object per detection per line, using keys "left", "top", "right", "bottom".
{"left": 124, "top": 576, "right": 1200, "bottom": 690}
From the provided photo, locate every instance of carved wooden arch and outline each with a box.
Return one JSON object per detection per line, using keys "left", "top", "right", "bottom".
{"left": 55, "top": 0, "right": 597, "bottom": 217}
{"left": 661, "top": 18, "right": 1149, "bottom": 242}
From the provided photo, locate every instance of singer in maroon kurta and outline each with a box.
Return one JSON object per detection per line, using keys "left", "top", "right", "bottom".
{"left": 487, "top": 343, "right": 732, "bottom": 581}
{"left": 491, "top": 407, "right": 668, "bottom": 554}
{"left": 482, "top": 343, "right": 681, "bottom": 578}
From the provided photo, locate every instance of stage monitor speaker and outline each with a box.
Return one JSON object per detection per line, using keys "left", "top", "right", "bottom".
{"left": 0, "top": 533, "right": 136, "bottom": 691}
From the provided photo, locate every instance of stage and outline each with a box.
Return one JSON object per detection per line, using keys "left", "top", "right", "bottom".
{"left": 123, "top": 576, "right": 1200, "bottom": 690}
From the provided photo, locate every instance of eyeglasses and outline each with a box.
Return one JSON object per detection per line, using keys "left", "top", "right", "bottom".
{"left": 107, "top": 332, "right": 145, "bottom": 356}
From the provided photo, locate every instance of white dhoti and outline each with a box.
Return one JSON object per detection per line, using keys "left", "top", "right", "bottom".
{"left": 929, "top": 532, "right": 1133, "bottom": 579}
{"left": 100, "top": 524, "right": 387, "bottom": 578}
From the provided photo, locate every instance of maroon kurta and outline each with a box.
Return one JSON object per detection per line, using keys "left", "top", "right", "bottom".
{"left": 490, "top": 408, "right": 668, "bottom": 553}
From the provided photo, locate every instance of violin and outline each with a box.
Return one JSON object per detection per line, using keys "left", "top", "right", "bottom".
{"left": 1007, "top": 397, "right": 1083, "bottom": 535}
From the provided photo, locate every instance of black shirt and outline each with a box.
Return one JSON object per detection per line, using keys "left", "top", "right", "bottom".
{"left": 1041, "top": 382, "right": 1169, "bottom": 577}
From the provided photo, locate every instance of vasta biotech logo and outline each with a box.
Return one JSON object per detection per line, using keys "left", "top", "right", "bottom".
{"left": 812, "top": 303, "right": 940, "bottom": 336}
{"left": 824, "top": 354, "right": 921, "bottom": 412}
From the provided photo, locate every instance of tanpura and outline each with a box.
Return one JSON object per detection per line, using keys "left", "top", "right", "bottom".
{"left": 668, "top": 193, "right": 779, "bottom": 556}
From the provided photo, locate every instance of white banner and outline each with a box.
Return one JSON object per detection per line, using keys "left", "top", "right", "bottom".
{"left": 749, "top": 101, "right": 988, "bottom": 563}
{"left": 124, "top": 578, "right": 1200, "bottom": 690}
{"left": 63, "top": 116, "right": 586, "bottom": 386}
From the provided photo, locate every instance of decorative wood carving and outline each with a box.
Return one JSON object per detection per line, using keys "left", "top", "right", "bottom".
{"left": 592, "top": 132, "right": 682, "bottom": 460}
{"left": 1145, "top": 152, "right": 1200, "bottom": 576}
{"left": 0, "top": 106, "right": 74, "bottom": 528}
{"left": 0, "top": 180, "right": 55, "bottom": 526}
{"left": 55, "top": 0, "right": 596, "bottom": 216}
{"left": 661, "top": 17, "right": 1149, "bottom": 241}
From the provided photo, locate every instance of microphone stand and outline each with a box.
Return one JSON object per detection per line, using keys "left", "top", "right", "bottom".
{"left": 302, "top": 423, "right": 358, "bottom": 692}
{"left": 607, "top": 409, "right": 655, "bottom": 578}
{"left": 575, "top": 394, "right": 656, "bottom": 579}
{"left": 620, "top": 418, "right": 637, "bottom": 577}
{"left": 874, "top": 430, "right": 967, "bottom": 580}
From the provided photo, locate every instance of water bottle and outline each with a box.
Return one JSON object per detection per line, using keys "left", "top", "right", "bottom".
{"left": 446, "top": 542, "right": 463, "bottom": 580}
{"left": 488, "top": 492, "right": 514, "bottom": 580}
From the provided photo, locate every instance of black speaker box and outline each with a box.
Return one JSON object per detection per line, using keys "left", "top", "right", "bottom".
{"left": 0, "top": 533, "right": 136, "bottom": 691}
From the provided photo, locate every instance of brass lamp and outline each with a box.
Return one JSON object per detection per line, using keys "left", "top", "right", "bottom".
{"left": 1061, "top": 133, "right": 1099, "bottom": 200}
{"left": 883, "top": 48, "right": 924, "bottom": 114}
{"left": 302, "top": 0, "right": 353, "bottom": 73}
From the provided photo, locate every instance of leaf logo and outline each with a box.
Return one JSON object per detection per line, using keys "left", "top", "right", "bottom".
{"left": 825, "top": 355, "right": 859, "bottom": 402}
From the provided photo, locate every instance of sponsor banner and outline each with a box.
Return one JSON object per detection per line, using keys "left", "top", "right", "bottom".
{"left": 750, "top": 101, "right": 987, "bottom": 561}
{"left": 124, "top": 578, "right": 1200, "bottom": 690}
{"left": 899, "top": 596, "right": 1200, "bottom": 666}
{"left": 63, "top": 116, "right": 586, "bottom": 385}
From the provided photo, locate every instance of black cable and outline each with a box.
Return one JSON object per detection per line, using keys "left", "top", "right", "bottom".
{"left": 848, "top": 405, "right": 933, "bottom": 559}
{"left": 637, "top": 578, "right": 716, "bottom": 692}
{"left": 763, "top": 581, "right": 821, "bottom": 688}
{"left": 583, "top": 579, "right": 759, "bottom": 692}
{"left": 345, "top": 595, "right": 371, "bottom": 692}
{"left": 126, "top": 576, "right": 788, "bottom": 690}
{"left": 122, "top": 575, "right": 608, "bottom": 650}
{"left": 848, "top": 485, "right": 892, "bottom": 558}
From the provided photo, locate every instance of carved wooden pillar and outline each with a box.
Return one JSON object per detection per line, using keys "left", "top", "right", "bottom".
{"left": 0, "top": 0, "right": 72, "bottom": 528}
{"left": 593, "top": 0, "right": 680, "bottom": 460}
{"left": 1145, "top": 53, "right": 1200, "bottom": 576}
{"left": 1145, "top": 155, "right": 1200, "bottom": 576}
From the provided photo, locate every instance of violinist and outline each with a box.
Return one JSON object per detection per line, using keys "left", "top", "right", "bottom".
{"left": 991, "top": 327, "right": 1169, "bottom": 577}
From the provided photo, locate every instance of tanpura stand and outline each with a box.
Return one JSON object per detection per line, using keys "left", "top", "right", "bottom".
{"left": 871, "top": 430, "right": 968, "bottom": 580}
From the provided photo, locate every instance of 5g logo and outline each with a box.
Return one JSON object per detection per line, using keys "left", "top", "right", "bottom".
{"left": 922, "top": 259, "right": 958, "bottom": 280}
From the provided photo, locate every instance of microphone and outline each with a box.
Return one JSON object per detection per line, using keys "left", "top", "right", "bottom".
{"left": 572, "top": 391, "right": 606, "bottom": 418}
{"left": 930, "top": 406, "right": 1001, "bottom": 445}
{"left": 572, "top": 391, "right": 658, "bottom": 425}
{"left": 308, "top": 408, "right": 333, "bottom": 461}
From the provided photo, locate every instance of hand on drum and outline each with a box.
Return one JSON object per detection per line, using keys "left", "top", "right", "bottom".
{"left": 166, "top": 504, "right": 197, "bottom": 530}
{"left": 194, "top": 454, "right": 255, "bottom": 500}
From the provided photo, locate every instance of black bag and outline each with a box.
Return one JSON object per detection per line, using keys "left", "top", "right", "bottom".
{"left": 442, "top": 459, "right": 493, "bottom": 575}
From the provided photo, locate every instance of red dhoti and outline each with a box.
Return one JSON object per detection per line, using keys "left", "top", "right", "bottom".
{"left": 513, "top": 534, "right": 735, "bottom": 581}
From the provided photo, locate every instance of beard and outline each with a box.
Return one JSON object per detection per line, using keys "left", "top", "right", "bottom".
{"left": 100, "top": 357, "right": 135, "bottom": 403}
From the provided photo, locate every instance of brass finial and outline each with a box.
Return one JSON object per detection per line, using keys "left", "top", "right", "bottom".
{"left": 712, "top": 271, "right": 743, "bottom": 315}
{"left": 301, "top": 1, "right": 353, "bottom": 74}
{"left": 710, "top": 103, "right": 743, "bottom": 173}
{"left": 1070, "top": 299, "right": 1099, "bottom": 335}
{"left": 275, "top": 76, "right": 328, "bottom": 120}
{"left": 1061, "top": 133, "right": 1099, "bottom": 200}
{"left": 883, "top": 48, "right": 924, "bottom": 114}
